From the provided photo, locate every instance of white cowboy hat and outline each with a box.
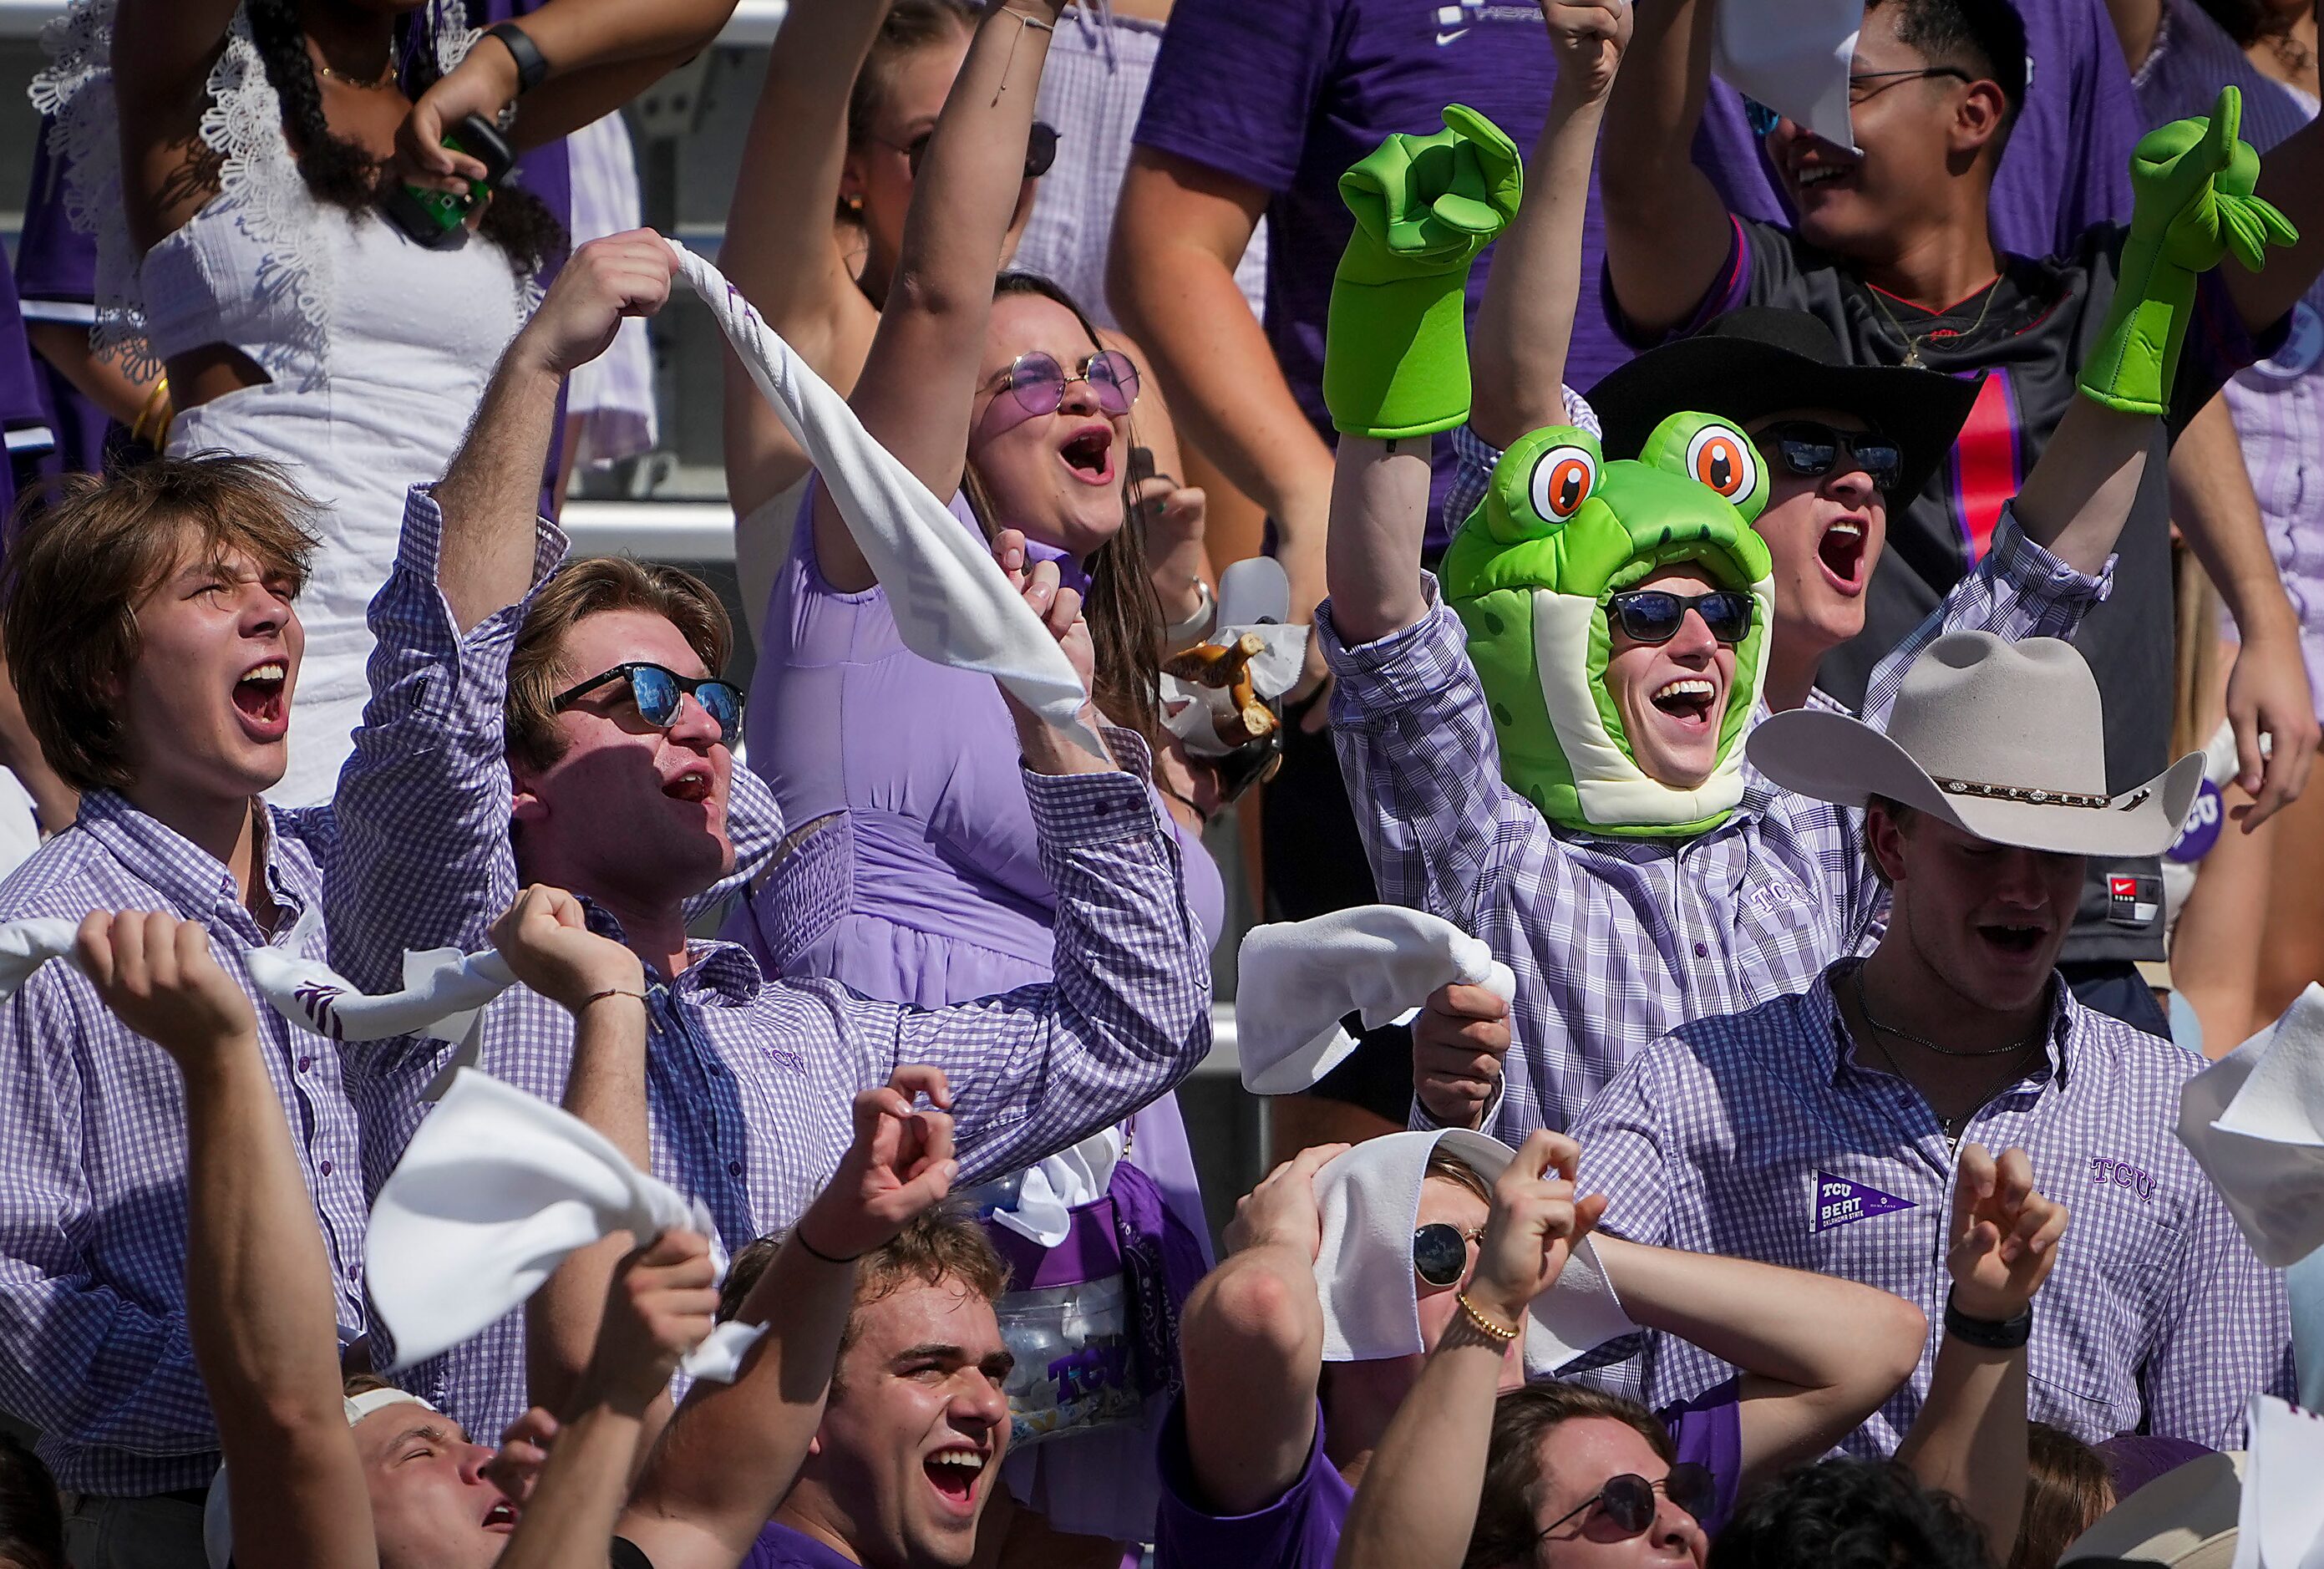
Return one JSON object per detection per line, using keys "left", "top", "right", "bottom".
{"left": 1748, "top": 632, "right": 2202, "bottom": 859}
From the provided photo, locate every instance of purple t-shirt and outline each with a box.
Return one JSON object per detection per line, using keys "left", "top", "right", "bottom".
{"left": 1154, "top": 1382, "right": 1743, "bottom": 1569}
{"left": 1701, "top": 0, "right": 2143, "bottom": 261}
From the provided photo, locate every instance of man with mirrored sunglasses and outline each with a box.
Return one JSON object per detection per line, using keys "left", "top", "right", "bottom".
{"left": 320, "top": 231, "right": 1215, "bottom": 1450}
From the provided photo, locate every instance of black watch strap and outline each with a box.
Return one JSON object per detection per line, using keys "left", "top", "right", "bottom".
{"left": 485, "top": 22, "right": 549, "bottom": 94}
{"left": 1943, "top": 1288, "right": 2032, "bottom": 1350}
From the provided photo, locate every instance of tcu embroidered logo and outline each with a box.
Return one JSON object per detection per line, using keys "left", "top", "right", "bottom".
{"left": 1745, "top": 881, "right": 1809, "bottom": 923}
{"left": 1812, "top": 1171, "right": 1916, "bottom": 1233}
{"left": 2088, "top": 1156, "right": 2156, "bottom": 1203}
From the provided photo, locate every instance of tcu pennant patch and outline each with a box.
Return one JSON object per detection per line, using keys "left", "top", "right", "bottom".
{"left": 1813, "top": 1171, "right": 1916, "bottom": 1233}
{"left": 2107, "top": 873, "right": 2161, "bottom": 927}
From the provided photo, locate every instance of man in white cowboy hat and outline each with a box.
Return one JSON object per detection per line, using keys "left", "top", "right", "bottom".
{"left": 1565, "top": 631, "right": 2295, "bottom": 1456}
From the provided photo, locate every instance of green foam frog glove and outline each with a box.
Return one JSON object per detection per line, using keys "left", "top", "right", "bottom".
{"left": 1323, "top": 105, "right": 1524, "bottom": 441}
{"left": 2081, "top": 85, "right": 2298, "bottom": 416}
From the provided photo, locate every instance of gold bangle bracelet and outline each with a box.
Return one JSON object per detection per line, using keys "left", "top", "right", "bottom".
{"left": 581, "top": 988, "right": 648, "bottom": 1009}
{"left": 131, "top": 377, "right": 171, "bottom": 447}
{"left": 1455, "top": 1291, "right": 1521, "bottom": 1344}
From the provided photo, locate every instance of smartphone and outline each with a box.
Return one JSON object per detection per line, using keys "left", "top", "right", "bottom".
{"left": 383, "top": 114, "right": 517, "bottom": 248}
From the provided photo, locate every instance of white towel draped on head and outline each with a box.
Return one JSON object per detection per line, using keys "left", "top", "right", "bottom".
{"left": 667, "top": 237, "right": 1104, "bottom": 758}
{"left": 1235, "top": 906, "right": 1517, "bottom": 1094}
{"left": 2178, "top": 983, "right": 2324, "bottom": 1267}
{"left": 368, "top": 1069, "right": 762, "bottom": 1380}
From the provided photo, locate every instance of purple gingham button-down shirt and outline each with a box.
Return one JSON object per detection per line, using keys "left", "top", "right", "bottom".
{"left": 324, "top": 490, "right": 1214, "bottom": 1441}
{"left": 0, "top": 795, "right": 370, "bottom": 1495}
{"left": 1322, "top": 508, "right": 2111, "bottom": 1140}
{"left": 1569, "top": 965, "right": 2294, "bottom": 1452}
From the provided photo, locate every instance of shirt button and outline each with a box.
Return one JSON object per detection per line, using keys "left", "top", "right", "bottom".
{"left": 347, "top": 1265, "right": 362, "bottom": 1282}
{"left": 728, "top": 1160, "right": 744, "bottom": 1178}
{"left": 297, "top": 1055, "right": 312, "bottom": 1073}
{"left": 319, "top": 1160, "right": 333, "bottom": 1176}
{"left": 707, "top": 1062, "right": 724, "bottom": 1075}
{"left": 1692, "top": 941, "right": 1709, "bottom": 958}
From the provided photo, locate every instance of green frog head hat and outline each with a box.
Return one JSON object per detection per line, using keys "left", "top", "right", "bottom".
{"left": 1442, "top": 412, "right": 1776, "bottom": 838}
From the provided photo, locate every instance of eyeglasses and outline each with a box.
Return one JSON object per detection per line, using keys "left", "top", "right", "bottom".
{"left": 1847, "top": 64, "right": 1974, "bottom": 104}
{"left": 1606, "top": 590, "right": 1755, "bottom": 647}
{"left": 1755, "top": 419, "right": 1905, "bottom": 491}
{"left": 552, "top": 662, "right": 744, "bottom": 749}
{"left": 1412, "top": 1221, "right": 1484, "bottom": 1288}
{"left": 884, "top": 119, "right": 1060, "bottom": 180}
{"left": 1537, "top": 1465, "right": 1716, "bottom": 1544}
{"left": 992, "top": 348, "right": 1141, "bottom": 421}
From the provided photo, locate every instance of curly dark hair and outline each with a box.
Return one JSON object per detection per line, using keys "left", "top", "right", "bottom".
{"left": 1711, "top": 1458, "right": 1993, "bottom": 1569}
{"left": 244, "top": 0, "right": 566, "bottom": 277}
{"left": 1867, "top": 0, "right": 2029, "bottom": 122}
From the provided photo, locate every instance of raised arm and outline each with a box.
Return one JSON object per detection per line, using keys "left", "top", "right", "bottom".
{"left": 1176, "top": 1145, "right": 1343, "bottom": 1517}
{"left": 1587, "top": 1236, "right": 1926, "bottom": 1493}
{"left": 618, "top": 1068, "right": 960, "bottom": 1569}
{"left": 1335, "top": 1131, "right": 1605, "bottom": 1569}
{"left": 1598, "top": 0, "right": 1739, "bottom": 340}
{"left": 109, "top": 0, "right": 246, "bottom": 250}
{"left": 818, "top": 0, "right": 1066, "bottom": 594}
{"left": 719, "top": 0, "right": 893, "bottom": 521}
{"left": 77, "top": 912, "right": 375, "bottom": 1569}
{"left": 1893, "top": 1146, "right": 2068, "bottom": 1561}
{"left": 1470, "top": 1, "right": 1630, "bottom": 449}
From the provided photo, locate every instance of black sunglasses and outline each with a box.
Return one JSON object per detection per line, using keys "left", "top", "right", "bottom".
{"left": 1606, "top": 589, "right": 1754, "bottom": 647}
{"left": 891, "top": 119, "right": 1060, "bottom": 180}
{"left": 1538, "top": 1464, "right": 1717, "bottom": 1543}
{"left": 552, "top": 662, "right": 744, "bottom": 749}
{"left": 1757, "top": 419, "right": 1904, "bottom": 491}
{"left": 1847, "top": 64, "right": 1975, "bottom": 103}
{"left": 1413, "top": 1221, "right": 1483, "bottom": 1288}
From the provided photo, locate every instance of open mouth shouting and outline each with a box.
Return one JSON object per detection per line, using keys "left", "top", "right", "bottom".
{"left": 1058, "top": 422, "right": 1117, "bottom": 487}
{"left": 1650, "top": 676, "right": 1721, "bottom": 733}
{"left": 662, "top": 764, "right": 715, "bottom": 805}
{"left": 480, "top": 1498, "right": 520, "bottom": 1535}
{"left": 1816, "top": 518, "right": 1870, "bottom": 595}
{"left": 922, "top": 1443, "right": 990, "bottom": 1517}
{"left": 1976, "top": 920, "right": 2050, "bottom": 961}
{"left": 231, "top": 658, "right": 291, "bottom": 742}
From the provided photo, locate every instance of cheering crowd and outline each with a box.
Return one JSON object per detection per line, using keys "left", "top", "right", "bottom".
{"left": 0, "top": 0, "right": 2322, "bottom": 1565}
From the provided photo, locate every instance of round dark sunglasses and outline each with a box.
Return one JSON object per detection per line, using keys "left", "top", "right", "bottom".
{"left": 890, "top": 119, "right": 1060, "bottom": 180}
{"left": 995, "top": 348, "right": 1140, "bottom": 420}
{"left": 1757, "top": 419, "right": 1904, "bottom": 491}
{"left": 1606, "top": 589, "right": 1755, "bottom": 647}
{"left": 1538, "top": 1464, "right": 1717, "bottom": 1544}
{"left": 1413, "top": 1221, "right": 1484, "bottom": 1288}
{"left": 552, "top": 662, "right": 744, "bottom": 749}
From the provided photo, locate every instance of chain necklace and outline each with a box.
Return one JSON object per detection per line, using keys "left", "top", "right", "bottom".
{"left": 315, "top": 43, "right": 397, "bottom": 90}
{"left": 1849, "top": 969, "right": 2045, "bottom": 1138}
{"left": 1866, "top": 273, "right": 2002, "bottom": 368}
{"left": 1850, "top": 965, "right": 2045, "bottom": 1058}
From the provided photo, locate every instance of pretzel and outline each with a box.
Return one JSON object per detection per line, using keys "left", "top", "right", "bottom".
{"left": 1165, "top": 632, "right": 1279, "bottom": 747}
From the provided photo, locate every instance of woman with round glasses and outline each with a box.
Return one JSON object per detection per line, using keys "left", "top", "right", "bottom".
{"left": 720, "top": 0, "right": 1223, "bottom": 1555}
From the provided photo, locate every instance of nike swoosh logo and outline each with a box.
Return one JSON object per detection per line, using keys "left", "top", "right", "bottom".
{"left": 1434, "top": 26, "right": 1469, "bottom": 43}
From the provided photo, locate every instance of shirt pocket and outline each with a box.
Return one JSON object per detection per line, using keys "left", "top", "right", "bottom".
{"left": 2023, "top": 1203, "right": 2184, "bottom": 1436}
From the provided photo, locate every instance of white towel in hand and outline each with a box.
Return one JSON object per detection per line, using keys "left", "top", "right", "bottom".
{"left": 0, "top": 917, "right": 83, "bottom": 1000}
{"left": 667, "top": 238, "right": 1103, "bottom": 758}
{"left": 1714, "top": 0, "right": 1861, "bottom": 153}
{"left": 1314, "top": 1130, "right": 1633, "bottom": 1378}
{"left": 2179, "top": 983, "right": 2324, "bottom": 1267}
{"left": 1236, "top": 906, "right": 1516, "bottom": 1094}
{"left": 368, "top": 1069, "right": 754, "bottom": 1381}
{"left": 244, "top": 905, "right": 515, "bottom": 1045}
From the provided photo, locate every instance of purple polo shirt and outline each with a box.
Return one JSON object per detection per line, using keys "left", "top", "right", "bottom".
{"left": 1701, "top": 0, "right": 2142, "bottom": 259}
{"left": 1154, "top": 1382, "right": 1743, "bottom": 1569}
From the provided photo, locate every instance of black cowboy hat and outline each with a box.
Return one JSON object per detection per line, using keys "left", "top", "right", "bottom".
{"left": 1585, "top": 307, "right": 1985, "bottom": 503}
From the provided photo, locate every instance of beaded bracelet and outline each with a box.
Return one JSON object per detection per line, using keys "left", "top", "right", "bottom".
{"left": 1455, "top": 1291, "right": 1521, "bottom": 1344}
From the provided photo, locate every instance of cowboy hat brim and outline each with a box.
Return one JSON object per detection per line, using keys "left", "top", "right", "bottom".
{"left": 1748, "top": 708, "right": 2205, "bottom": 859}
{"left": 1586, "top": 332, "right": 1984, "bottom": 505}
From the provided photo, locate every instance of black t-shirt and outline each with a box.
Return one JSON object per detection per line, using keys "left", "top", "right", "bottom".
{"left": 1610, "top": 216, "right": 2279, "bottom": 962}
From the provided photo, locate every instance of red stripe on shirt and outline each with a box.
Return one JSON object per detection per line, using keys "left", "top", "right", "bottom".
{"left": 1947, "top": 369, "right": 2020, "bottom": 565}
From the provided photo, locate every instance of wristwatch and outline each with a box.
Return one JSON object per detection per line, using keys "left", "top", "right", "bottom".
{"left": 1943, "top": 1289, "right": 2032, "bottom": 1350}
{"left": 485, "top": 22, "right": 549, "bottom": 95}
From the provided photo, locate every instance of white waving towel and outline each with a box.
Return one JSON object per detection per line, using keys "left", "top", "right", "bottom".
{"left": 1314, "top": 1130, "right": 1633, "bottom": 1378}
{"left": 243, "top": 904, "right": 515, "bottom": 1046}
{"left": 2178, "top": 983, "right": 2324, "bottom": 1267}
{"left": 2233, "top": 1394, "right": 2324, "bottom": 1568}
{"left": 667, "top": 237, "right": 1103, "bottom": 758}
{"left": 1713, "top": 0, "right": 1861, "bottom": 154}
{"left": 368, "top": 1069, "right": 760, "bottom": 1381}
{"left": 0, "top": 917, "right": 84, "bottom": 1000}
{"left": 1236, "top": 906, "right": 1517, "bottom": 1094}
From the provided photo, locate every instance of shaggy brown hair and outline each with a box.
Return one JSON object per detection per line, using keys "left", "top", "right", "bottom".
{"left": 504, "top": 556, "right": 733, "bottom": 777}
{"left": 0, "top": 456, "right": 316, "bottom": 794}
{"left": 1465, "top": 1384, "right": 1677, "bottom": 1569}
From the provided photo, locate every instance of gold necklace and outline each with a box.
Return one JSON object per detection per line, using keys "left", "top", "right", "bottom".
{"left": 315, "top": 43, "right": 397, "bottom": 90}
{"left": 1866, "top": 272, "right": 2002, "bottom": 368}
{"left": 1845, "top": 974, "right": 2042, "bottom": 1139}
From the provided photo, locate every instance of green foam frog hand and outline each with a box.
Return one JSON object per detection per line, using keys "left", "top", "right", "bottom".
{"left": 1443, "top": 412, "right": 1778, "bottom": 838}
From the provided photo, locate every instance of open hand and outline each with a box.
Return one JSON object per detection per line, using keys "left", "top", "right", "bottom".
{"left": 1469, "top": 1130, "right": 1607, "bottom": 1327}
{"left": 582, "top": 1228, "right": 722, "bottom": 1414}
{"left": 490, "top": 884, "right": 646, "bottom": 1018}
{"left": 76, "top": 911, "right": 256, "bottom": 1067}
{"left": 794, "top": 1066, "right": 960, "bottom": 1264}
{"left": 1541, "top": 0, "right": 1632, "bottom": 104}
{"left": 1945, "top": 1145, "right": 2068, "bottom": 1323}
{"left": 1414, "top": 981, "right": 1513, "bottom": 1130}
{"left": 518, "top": 231, "right": 677, "bottom": 378}
{"left": 1224, "top": 1142, "right": 1350, "bottom": 1261}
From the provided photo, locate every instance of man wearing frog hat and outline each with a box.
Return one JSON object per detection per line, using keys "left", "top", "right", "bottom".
{"left": 1310, "top": 29, "right": 2292, "bottom": 1142}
